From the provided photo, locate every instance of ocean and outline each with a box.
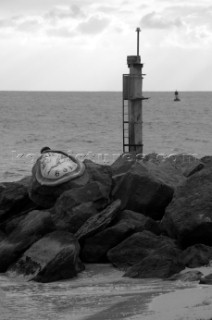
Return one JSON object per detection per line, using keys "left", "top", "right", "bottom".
{"left": 1, "top": 91, "right": 212, "bottom": 181}
{"left": 0, "top": 91, "right": 211, "bottom": 319}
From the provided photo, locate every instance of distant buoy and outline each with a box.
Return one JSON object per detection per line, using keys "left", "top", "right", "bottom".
{"left": 174, "top": 90, "right": 180, "bottom": 101}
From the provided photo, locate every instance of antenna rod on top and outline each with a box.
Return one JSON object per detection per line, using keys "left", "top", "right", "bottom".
{"left": 136, "top": 27, "right": 141, "bottom": 57}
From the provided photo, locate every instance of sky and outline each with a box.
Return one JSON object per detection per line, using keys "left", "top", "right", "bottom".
{"left": 0, "top": 0, "right": 212, "bottom": 91}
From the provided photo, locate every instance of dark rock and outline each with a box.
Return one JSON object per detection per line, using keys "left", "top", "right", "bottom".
{"left": 57, "top": 201, "right": 98, "bottom": 233}
{"left": 17, "top": 176, "right": 32, "bottom": 187}
{"left": 124, "top": 253, "right": 184, "bottom": 279}
{"left": 114, "top": 210, "right": 161, "bottom": 235}
{"left": 163, "top": 153, "right": 203, "bottom": 178}
{"left": 81, "top": 220, "right": 135, "bottom": 262}
{"left": 112, "top": 162, "right": 174, "bottom": 220}
{"left": 200, "top": 156, "right": 212, "bottom": 168}
{"left": 161, "top": 167, "right": 212, "bottom": 247}
{"left": 110, "top": 153, "right": 137, "bottom": 176}
{"left": 8, "top": 231, "right": 83, "bottom": 282}
{"left": 28, "top": 158, "right": 112, "bottom": 209}
{"left": 81, "top": 203, "right": 161, "bottom": 263}
{"left": 84, "top": 160, "right": 112, "bottom": 194}
{"left": 4, "top": 214, "right": 26, "bottom": 234}
{"left": 169, "top": 270, "right": 203, "bottom": 281}
{"left": 199, "top": 273, "right": 212, "bottom": 285}
{"left": 107, "top": 230, "right": 181, "bottom": 270}
{"left": 183, "top": 162, "right": 204, "bottom": 178}
{"left": 0, "top": 210, "right": 55, "bottom": 272}
{"left": 179, "top": 244, "right": 212, "bottom": 268}
{"left": 143, "top": 160, "right": 186, "bottom": 189}
{"left": 143, "top": 153, "right": 204, "bottom": 178}
{"left": 75, "top": 199, "right": 122, "bottom": 241}
{"left": 52, "top": 181, "right": 110, "bottom": 232}
{"left": 0, "top": 230, "right": 6, "bottom": 241}
{"left": 142, "top": 152, "right": 165, "bottom": 164}
{"left": 0, "top": 180, "right": 36, "bottom": 225}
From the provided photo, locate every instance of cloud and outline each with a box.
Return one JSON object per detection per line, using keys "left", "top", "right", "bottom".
{"left": 16, "top": 19, "right": 41, "bottom": 33}
{"left": 138, "top": 3, "right": 212, "bottom": 48}
{"left": 93, "top": 5, "right": 118, "bottom": 14}
{"left": 46, "top": 27, "right": 76, "bottom": 38}
{"left": 45, "top": 4, "right": 84, "bottom": 23}
{"left": 0, "top": 15, "right": 41, "bottom": 31}
{"left": 77, "top": 16, "right": 110, "bottom": 34}
{"left": 1, "top": 0, "right": 210, "bottom": 48}
{"left": 141, "top": 11, "right": 182, "bottom": 29}
{"left": 0, "top": 2, "right": 112, "bottom": 41}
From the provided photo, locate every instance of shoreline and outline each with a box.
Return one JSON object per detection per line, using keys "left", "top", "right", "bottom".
{"left": 0, "top": 263, "right": 198, "bottom": 320}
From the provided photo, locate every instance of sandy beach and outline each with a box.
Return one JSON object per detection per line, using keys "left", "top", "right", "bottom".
{"left": 136, "top": 266, "right": 212, "bottom": 320}
{"left": 72, "top": 264, "right": 212, "bottom": 320}
{"left": 60, "top": 264, "right": 212, "bottom": 320}
{"left": 141, "top": 286, "right": 212, "bottom": 320}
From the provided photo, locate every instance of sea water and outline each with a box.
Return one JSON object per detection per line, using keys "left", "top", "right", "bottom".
{"left": 1, "top": 91, "right": 212, "bottom": 181}
{"left": 0, "top": 91, "right": 211, "bottom": 319}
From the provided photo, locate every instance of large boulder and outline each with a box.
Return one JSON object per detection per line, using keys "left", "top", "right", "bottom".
{"left": 179, "top": 244, "right": 212, "bottom": 268}
{"left": 28, "top": 156, "right": 112, "bottom": 209}
{"left": 124, "top": 253, "right": 184, "bottom": 279}
{"left": 107, "top": 230, "right": 181, "bottom": 270}
{"left": 0, "top": 210, "right": 55, "bottom": 272}
{"left": 3, "top": 214, "right": 27, "bottom": 234}
{"left": 51, "top": 181, "right": 111, "bottom": 232}
{"left": 0, "top": 230, "right": 5, "bottom": 241}
{"left": 81, "top": 208, "right": 161, "bottom": 262}
{"left": 114, "top": 210, "right": 161, "bottom": 235}
{"left": 0, "top": 180, "right": 36, "bottom": 228}
{"left": 81, "top": 220, "right": 135, "bottom": 262}
{"left": 142, "top": 160, "right": 186, "bottom": 188}
{"left": 84, "top": 159, "right": 112, "bottom": 193}
{"left": 8, "top": 231, "right": 83, "bottom": 282}
{"left": 161, "top": 167, "right": 212, "bottom": 247}
{"left": 54, "top": 201, "right": 98, "bottom": 234}
{"left": 112, "top": 161, "right": 174, "bottom": 220}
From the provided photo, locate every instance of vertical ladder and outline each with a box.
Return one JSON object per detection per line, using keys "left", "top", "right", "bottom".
{"left": 123, "top": 98, "right": 129, "bottom": 153}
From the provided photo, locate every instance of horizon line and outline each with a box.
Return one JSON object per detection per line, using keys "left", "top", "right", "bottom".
{"left": 0, "top": 90, "right": 212, "bottom": 93}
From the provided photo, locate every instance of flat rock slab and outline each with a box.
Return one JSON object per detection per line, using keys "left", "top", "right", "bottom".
{"left": 75, "top": 199, "right": 121, "bottom": 241}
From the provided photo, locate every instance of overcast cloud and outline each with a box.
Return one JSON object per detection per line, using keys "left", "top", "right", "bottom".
{"left": 0, "top": 0, "right": 211, "bottom": 90}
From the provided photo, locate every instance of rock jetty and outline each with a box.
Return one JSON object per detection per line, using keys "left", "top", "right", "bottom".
{"left": 0, "top": 151, "right": 212, "bottom": 283}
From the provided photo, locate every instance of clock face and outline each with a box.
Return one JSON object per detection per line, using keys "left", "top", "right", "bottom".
{"left": 40, "top": 152, "right": 78, "bottom": 180}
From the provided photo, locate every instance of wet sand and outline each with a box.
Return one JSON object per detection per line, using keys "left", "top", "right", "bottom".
{"left": 68, "top": 264, "right": 212, "bottom": 320}
{"left": 1, "top": 263, "right": 212, "bottom": 320}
